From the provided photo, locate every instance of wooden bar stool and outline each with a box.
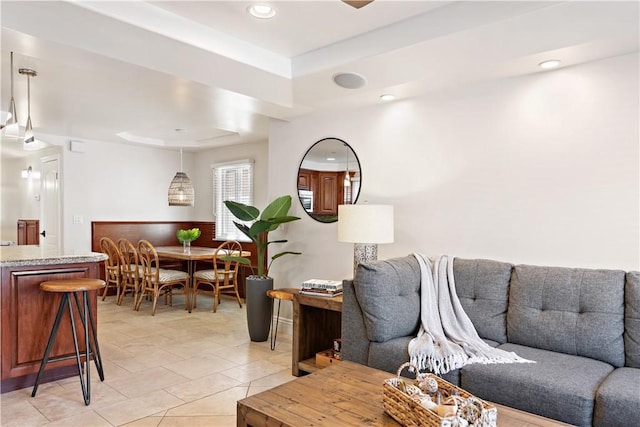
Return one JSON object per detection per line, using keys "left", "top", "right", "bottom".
{"left": 266, "top": 288, "right": 297, "bottom": 351}
{"left": 31, "top": 278, "right": 106, "bottom": 405}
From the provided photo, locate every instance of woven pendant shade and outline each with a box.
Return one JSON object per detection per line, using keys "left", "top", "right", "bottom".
{"left": 168, "top": 149, "right": 194, "bottom": 206}
{"left": 168, "top": 172, "right": 194, "bottom": 206}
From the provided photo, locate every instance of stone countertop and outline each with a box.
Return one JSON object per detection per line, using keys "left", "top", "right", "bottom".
{"left": 0, "top": 246, "right": 107, "bottom": 268}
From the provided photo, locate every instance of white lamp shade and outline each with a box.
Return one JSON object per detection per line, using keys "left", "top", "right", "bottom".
{"left": 338, "top": 204, "right": 394, "bottom": 244}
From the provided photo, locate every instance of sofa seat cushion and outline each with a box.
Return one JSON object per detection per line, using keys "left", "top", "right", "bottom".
{"left": 460, "top": 343, "right": 614, "bottom": 426}
{"left": 354, "top": 256, "right": 421, "bottom": 342}
{"left": 508, "top": 265, "right": 625, "bottom": 367}
{"left": 368, "top": 337, "right": 501, "bottom": 386}
{"left": 453, "top": 258, "right": 512, "bottom": 343}
{"left": 625, "top": 272, "right": 640, "bottom": 367}
{"left": 594, "top": 367, "right": 640, "bottom": 427}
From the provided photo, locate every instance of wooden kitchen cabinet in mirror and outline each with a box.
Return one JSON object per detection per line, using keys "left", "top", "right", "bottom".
{"left": 298, "top": 138, "right": 361, "bottom": 223}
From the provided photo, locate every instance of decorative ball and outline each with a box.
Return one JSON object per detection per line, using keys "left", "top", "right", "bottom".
{"left": 418, "top": 376, "right": 439, "bottom": 394}
{"left": 459, "top": 397, "right": 483, "bottom": 423}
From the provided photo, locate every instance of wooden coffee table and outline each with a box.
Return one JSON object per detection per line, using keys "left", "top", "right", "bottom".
{"left": 237, "top": 361, "right": 571, "bottom": 426}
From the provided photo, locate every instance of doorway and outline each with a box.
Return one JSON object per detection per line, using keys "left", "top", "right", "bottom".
{"left": 40, "top": 155, "right": 61, "bottom": 251}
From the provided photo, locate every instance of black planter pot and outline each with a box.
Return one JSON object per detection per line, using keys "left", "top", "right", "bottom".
{"left": 245, "top": 277, "right": 274, "bottom": 342}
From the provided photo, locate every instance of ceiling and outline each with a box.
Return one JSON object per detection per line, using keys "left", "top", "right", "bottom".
{"left": 1, "top": 1, "right": 638, "bottom": 157}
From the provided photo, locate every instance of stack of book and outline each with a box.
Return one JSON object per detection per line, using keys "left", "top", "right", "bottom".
{"left": 299, "top": 279, "right": 343, "bottom": 298}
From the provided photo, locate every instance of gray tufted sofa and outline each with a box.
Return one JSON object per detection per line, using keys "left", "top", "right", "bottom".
{"left": 341, "top": 255, "right": 640, "bottom": 426}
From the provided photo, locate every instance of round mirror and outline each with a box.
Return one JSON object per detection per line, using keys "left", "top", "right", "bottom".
{"left": 297, "top": 138, "right": 361, "bottom": 223}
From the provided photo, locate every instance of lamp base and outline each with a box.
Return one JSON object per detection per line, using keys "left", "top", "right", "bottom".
{"left": 353, "top": 243, "right": 378, "bottom": 277}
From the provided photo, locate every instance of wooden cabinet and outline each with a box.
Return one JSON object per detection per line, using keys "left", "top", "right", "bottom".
{"left": 297, "top": 171, "right": 311, "bottom": 190}
{"left": 17, "top": 220, "right": 39, "bottom": 245}
{"left": 292, "top": 293, "right": 342, "bottom": 376}
{"left": 317, "top": 173, "right": 339, "bottom": 215}
{"left": 297, "top": 169, "right": 345, "bottom": 216}
{"left": 310, "top": 174, "right": 318, "bottom": 205}
{"left": 1, "top": 261, "right": 100, "bottom": 392}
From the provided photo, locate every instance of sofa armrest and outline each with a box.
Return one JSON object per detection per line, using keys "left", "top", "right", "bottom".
{"left": 341, "top": 279, "right": 370, "bottom": 364}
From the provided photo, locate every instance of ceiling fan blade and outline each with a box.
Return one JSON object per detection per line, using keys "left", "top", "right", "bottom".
{"left": 342, "top": 1, "right": 374, "bottom": 9}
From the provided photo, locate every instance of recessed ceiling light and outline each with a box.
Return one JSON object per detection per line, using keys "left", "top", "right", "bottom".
{"left": 539, "top": 60, "right": 561, "bottom": 70}
{"left": 247, "top": 4, "right": 276, "bottom": 19}
{"left": 380, "top": 94, "right": 395, "bottom": 101}
{"left": 327, "top": 157, "right": 336, "bottom": 161}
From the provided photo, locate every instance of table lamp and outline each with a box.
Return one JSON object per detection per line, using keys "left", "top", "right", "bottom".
{"left": 338, "top": 204, "right": 394, "bottom": 276}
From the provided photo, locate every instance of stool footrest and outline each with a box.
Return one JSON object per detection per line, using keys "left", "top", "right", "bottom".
{"left": 41, "top": 352, "right": 98, "bottom": 364}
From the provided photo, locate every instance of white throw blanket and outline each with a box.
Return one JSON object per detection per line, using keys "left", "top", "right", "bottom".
{"left": 408, "top": 254, "right": 533, "bottom": 375}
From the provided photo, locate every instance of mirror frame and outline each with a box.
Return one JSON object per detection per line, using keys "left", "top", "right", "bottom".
{"left": 297, "top": 137, "right": 361, "bottom": 223}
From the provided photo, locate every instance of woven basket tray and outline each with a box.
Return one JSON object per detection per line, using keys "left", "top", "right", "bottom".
{"left": 383, "top": 363, "right": 497, "bottom": 427}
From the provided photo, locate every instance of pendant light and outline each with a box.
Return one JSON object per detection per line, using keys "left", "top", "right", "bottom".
{"left": 3, "top": 52, "right": 19, "bottom": 137}
{"left": 19, "top": 67, "right": 37, "bottom": 145}
{"left": 168, "top": 148, "right": 195, "bottom": 206}
{"left": 343, "top": 143, "right": 351, "bottom": 188}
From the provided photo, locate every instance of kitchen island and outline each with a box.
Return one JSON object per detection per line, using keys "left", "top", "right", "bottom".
{"left": 0, "top": 246, "right": 107, "bottom": 392}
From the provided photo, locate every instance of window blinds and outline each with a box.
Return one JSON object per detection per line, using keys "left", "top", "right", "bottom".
{"left": 212, "top": 159, "right": 254, "bottom": 241}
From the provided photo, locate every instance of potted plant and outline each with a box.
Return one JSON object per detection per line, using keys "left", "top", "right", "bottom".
{"left": 223, "top": 195, "right": 301, "bottom": 341}
{"left": 176, "top": 227, "right": 201, "bottom": 253}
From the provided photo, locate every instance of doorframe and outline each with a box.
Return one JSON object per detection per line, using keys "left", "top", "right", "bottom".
{"left": 40, "top": 154, "right": 62, "bottom": 252}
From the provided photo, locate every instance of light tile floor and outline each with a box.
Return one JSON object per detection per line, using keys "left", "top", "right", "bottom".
{"left": 1, "top": 294, "right": 294, "bottom": 427}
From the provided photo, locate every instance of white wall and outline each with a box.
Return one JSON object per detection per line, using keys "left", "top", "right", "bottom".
{"left": 268, "top": 53, "right": 640, "bottom": 297}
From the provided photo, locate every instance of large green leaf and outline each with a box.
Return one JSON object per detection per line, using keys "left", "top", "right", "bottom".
{"left": 218, "top": 256, "right": 254, "bottom": 275}
{"left": 270, "top": 251, "right": 302, "bottom": 261}
{"left": 232, "top": 222, "right": 255, "bottom": 243}
{"left": 218, "top": 256, "right": 252, "bottom": 266}
{"left": 260, "top": 195, "right": 291, "bottom": 221}
{"left": 225, "top": 200, "right": 259, "bottom": 221}
{"left": 265, "top": 215, "right": 301, "bottom": 232}
{"left": 267, "top": 251, "right": 302, "bottom": 272}
{"left": 267, "top": 239, "right": 287, "bottom": 245}
{"left": 248, "top": 220, "right": 272, "bottom": 237}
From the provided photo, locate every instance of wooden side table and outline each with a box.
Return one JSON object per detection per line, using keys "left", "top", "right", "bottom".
{"left": 292, "top": 292, "right": 342, "bottom": 376}
{"left": 266, "top": 288, "right": 297, "bottom": 350}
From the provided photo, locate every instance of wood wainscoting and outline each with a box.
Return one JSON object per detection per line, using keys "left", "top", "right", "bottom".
{"left": 91, "top": 221, "right": 257, "bottom": 298}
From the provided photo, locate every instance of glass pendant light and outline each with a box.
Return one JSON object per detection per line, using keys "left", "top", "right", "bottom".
{"left": 168, "top": 148, "right": 195, "bottom": 206}
{"left": 19, "top": 67, "right": 37, "bottom": 145}
{"left": 4, "top": 52, "right": 19, "bottom": 138}
{"left": 344, "top": 143, "right": 351, "bottom": 187}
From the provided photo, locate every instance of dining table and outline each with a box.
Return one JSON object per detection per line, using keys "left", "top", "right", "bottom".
{"left": 154, "top": 245, "right": 251, "bottom": 312}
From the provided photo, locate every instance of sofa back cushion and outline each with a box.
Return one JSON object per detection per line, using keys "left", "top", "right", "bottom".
{"left": 353, "top": 255, "right": 421, "bottom": 343}
{"left": 453, "top": 258, "right": 512, "bottom": 343}
{"left": 625, "top": 271, "right": 640, "bottom": 368}
{"left": 508, "top": 265, "right": 625, "bottom": 367}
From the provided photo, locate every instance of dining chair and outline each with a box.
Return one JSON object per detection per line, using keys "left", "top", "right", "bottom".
{"left": 99, "top": 237, "right": 122, "bottom": 302}
{"left": 135, "top": 239, "right": 190, "bottom": 316}
{"left": 117, "top": 238, "right": 142, "bottom": 307}
{"left": 192, "top": 240, "right": 244, "bottom": 313}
